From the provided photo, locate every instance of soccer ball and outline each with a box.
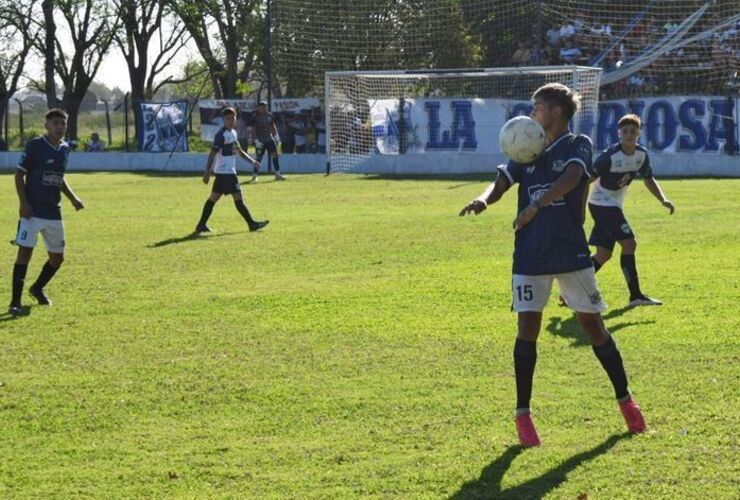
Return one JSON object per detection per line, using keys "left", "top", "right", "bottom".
{"left": 499, "top": 116, "right": 546, "bottom": 164}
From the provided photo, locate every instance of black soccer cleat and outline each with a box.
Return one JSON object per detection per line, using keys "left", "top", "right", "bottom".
{"left": 249, "top": 220, "right": 270, "bottom": 232}
{"left": 28, "top": 285, "right": 52, "bottom": 306}
{"left": 195, "top": 224, "right": 212, "bottom": 234}
{"left": 8, "top": 303, "right": 22, "bottom": 315}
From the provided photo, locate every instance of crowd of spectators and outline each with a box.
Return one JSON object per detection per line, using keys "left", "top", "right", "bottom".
{"left": 508, "top": 11, "right": 739, "bottom": 98}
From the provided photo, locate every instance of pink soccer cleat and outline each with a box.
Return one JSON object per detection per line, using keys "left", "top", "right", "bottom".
{"left": 516, "top": 413, "right": 542, "bottom": 447}
{"left": 619, "top": 399, "right": 647, "bottom": 434}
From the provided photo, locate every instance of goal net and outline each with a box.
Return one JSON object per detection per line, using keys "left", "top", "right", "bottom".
{"left": 274, "top": 0, "right": 737, "bottom": 99}
{"left": 325, "top": 66, "right": 602, "bottom": 173}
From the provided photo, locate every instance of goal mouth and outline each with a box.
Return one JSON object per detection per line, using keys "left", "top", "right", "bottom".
{"left": 325, "top": 66, "right": 602, "bottom": 174}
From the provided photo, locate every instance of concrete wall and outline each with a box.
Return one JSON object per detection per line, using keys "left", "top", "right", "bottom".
{"left": 0, "top": 151, "right": 737, "bottom": 176}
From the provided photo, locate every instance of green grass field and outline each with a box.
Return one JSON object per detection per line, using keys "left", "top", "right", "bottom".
{"left": 1, "top": 172, "right": 738, "bottom": 498}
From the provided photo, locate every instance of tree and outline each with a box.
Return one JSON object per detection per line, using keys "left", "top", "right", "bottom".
{"left": 112, "top": 0, "right": 197, "bottom": 139}
{"left": 33, "top": 0, "right": 119, "bottom": 140}
{"left": 0, "top": 0, "right": 39, "bottom": 139}
{"left": 168, "top": 0, "right": 265, "bottom": 99}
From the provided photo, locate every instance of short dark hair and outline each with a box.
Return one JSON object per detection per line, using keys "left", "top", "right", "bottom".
{"left": 618, "top": 113, "right": 641, "bottom": 129}
{"left": 45, "top": 108, "right": 68, "bottom": 121}
{"left": 531, "top": 83, "right": 581, "bottom": 121}
{"left": 221, "top": 106, "right": 237, "bottom": 117}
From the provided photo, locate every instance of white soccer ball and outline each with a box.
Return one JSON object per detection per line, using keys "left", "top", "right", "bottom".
{"left": 499, "top": 116, "right": 546, "bottom": 164}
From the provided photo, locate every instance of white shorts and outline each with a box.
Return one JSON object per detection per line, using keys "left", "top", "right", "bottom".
{"left": 512, "top": 267, "right": 606, "bottom": 313}
{"left": 15, "top": 217, "right": 66, "bottom": 253}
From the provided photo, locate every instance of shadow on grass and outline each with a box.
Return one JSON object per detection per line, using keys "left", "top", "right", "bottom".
{"left": 148, "top": 231, "right": 241, "bottom": 248}
{"left": 0, "top": 305, "right": 32, "bottom": 322}
{"left": 547, "top": 306, "right": 655, "bottom": 348}
{"left": 450, "top": 433, "right": 630, "bottom": 500}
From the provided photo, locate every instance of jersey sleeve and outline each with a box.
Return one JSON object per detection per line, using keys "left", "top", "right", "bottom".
{"left": 497, "top": 160, "right": 522, "bottom": 185}
{"left": 212, "top": 130, "right": 225, "bottom": 151}
{"left": 564, "top": 135, "right": 595, "bottom": 178}
{"left": 17, "top": 141, "right": 35, "bottom": 172}
{"left": 593, "top": 150, "right": 612, "bottom": 178}
{"left": 638, "top": 151, "right": 653, "bottom": 179}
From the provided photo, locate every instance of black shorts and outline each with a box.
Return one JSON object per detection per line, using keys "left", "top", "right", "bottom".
{"left": 212, "top": 174, "right": 242, "bottom": 195}
{"left": 588, "top": 204, "right": 635, "bottom": 251}
{"left": 256, "top": 140, "right": 278, "bottom": 159}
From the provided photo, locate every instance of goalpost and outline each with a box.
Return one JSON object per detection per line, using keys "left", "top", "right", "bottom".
{"left": 325, "top": 66, "right": 603, "bottom": 173}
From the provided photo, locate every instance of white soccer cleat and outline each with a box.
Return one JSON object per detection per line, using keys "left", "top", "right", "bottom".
{"left": 274, "top": 173, "right": 286, "bottom": 181}
{"left": 250, "top": 175, "right": 258, "bottom": 183}
{"left": 628, "top": 295, "right": 663, "bottom": 307}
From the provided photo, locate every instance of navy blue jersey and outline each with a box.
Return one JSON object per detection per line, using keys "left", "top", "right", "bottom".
{"left": 589, "top": 143, "right": 652, "bottom": 208}
{"left": 498, "top": 132, "right": 595, "bottom": 276}
{"left": 17, "top": 136, "right": 70, "bottom": 220}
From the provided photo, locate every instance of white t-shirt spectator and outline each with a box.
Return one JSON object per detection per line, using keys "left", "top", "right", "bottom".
{"left": 560, "top": 23, "right": 575, "bottom": 39}
{"left": 560, "top": 46, "right": 582, "bottom": 62}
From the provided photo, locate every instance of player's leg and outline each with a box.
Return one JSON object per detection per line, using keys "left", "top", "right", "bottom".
{"left": 195, "top": 190, "right": 223, "bottom": 233}
{"left": 252, "top": 142, "right": 265, "bottom": 182}
{"left": 28, "top": 220, "right": 66, "bottom": 306}
{"left": 9, "top": 218, "right": 40, "bottom": 313}
{"left": 232, "top": 190, "right": 269, "bottom": 232}
{"left": 576, "top": 311, "right": 646, "bottom": 433}
{"left": 268, "top": 141, "right": 286, "bottom": 180}
{"left": 28, "top": 251, "right": 64, "bottom": 306}
{"left": 512, "top": 274, "right": 552, "bottom": 446}
{"left": 587, "top": 204, "right": 618, "bottom": 273}
{"left": 558, "top": 268, "right": 646, "bottom": 433}
{"left": 618, "top": 236, "right": 661, "bottom": 307}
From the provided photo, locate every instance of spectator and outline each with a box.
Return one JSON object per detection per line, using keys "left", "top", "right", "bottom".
{"left": 559, "top": 39, "right": 582, "bottom": 63}
{"left": 560, "top": 22, "right": 576, "bottom": 40}
{"left": 85, "top": 132, "right": 105, "bottom": 152}
{"left": 315, "top": 114, "right": 326, "bottom": 154}
{"left": 546, "top": 26, "right": 560, "bottom": 47}
{"left": 512, "top": 41, "right": 532, "bottom": 66}
{"left": 288, "top": 115, "right": 307, "bottom": 154}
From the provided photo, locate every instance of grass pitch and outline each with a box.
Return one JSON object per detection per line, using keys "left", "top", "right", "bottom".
{"left": 1, "top": 172, "right": 738, "bottom": 498}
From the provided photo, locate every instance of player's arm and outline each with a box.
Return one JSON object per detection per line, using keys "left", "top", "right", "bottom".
{"left": 236, "top": 142, "right": 260, "bottom": 168}
{"left": 14, "top": 169, "right": 32, "bottom": 218}
{"left": 202, "top": 149, "right": 217, "bottom": 184}
{"left": 61, "top": 178, "right": 84, "bottom": 211}
{"left": 643, "top": 177, "right": 674, "bottom": 214}
{"left": 459, "top": 173, "right": 511, "bottom": 216}
{"left": 514, "top": 163, "right": 583, "bottom": 230}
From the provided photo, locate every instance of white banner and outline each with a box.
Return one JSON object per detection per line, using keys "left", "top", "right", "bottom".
{"left": 136, "top": 101, "right": 188, "bottom": 152}
{"left": 368, "top": 96, "right": 739, "bottom": 155}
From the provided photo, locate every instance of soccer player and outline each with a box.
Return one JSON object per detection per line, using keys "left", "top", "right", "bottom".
{"left": 459, "top": 84, "right": 646, "bottom": 447}
{"left": 588, "top": 113, "right": 675, "bottom": 307}
{"left": 251, "top": 101, "right": 286, "bottom": 182}
{"left": 8, "top": 108, "right": 85, "bottom": 315}
{"left": 195, "top": 107, "right": 269, "bottom": 234}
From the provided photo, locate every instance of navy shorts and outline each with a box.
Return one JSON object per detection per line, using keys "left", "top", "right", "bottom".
{"left": 588, "top": 204, "right": 635, "bottom": 251}
{"left": 212, "top": 174, "right": 242, "bottom": 195}
{"left": 256, "top": 140, "right": 278, "bottom": 160}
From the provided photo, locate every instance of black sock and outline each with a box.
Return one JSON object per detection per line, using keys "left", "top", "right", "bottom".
{"left": 33, "top": 261, "right": 59, "bottom": 290}
{"left": 273, "top": 156, "right": 281, "bottom": 172}
{"left": 620, "top": 254, "right": 642, "bottom": 298}
{"left": 591, "top": 256, "right": 602, "bottom": 273}
{"left": 593, "top": 336, "right": 630, "bottom": 400}
{"left": 11, "top": 264, "right": 28, "bottom": 306}
{"left": 234, "top": 199, "right": 256, "bottom": 225}
{"left": 514, "top": 338, "right": 537, "bottom": 411}
{"left": 197, "top": 199, "right": 215, "bottom": 227}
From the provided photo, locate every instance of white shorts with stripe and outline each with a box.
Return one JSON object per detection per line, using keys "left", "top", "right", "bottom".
{"left": 15, "top": 217, "right": 66, "bottom": 253}
{"left": 512, "top": 267, "right": 606, "bottom": 313}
